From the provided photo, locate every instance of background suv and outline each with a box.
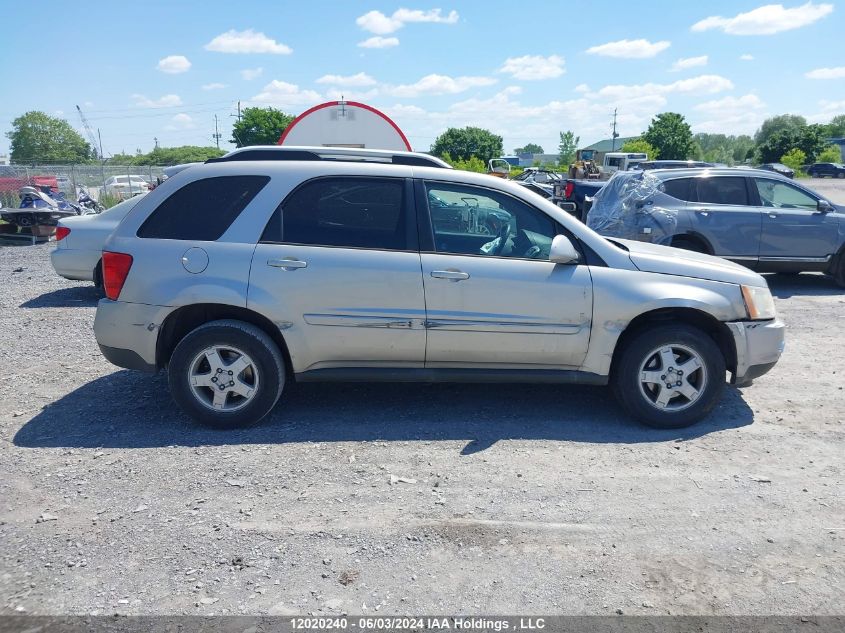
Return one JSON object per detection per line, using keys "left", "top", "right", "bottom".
{"left": 94, "top": 147, "right": 784, "bottom": 430}
{"left": 807, "top": 162, "right": 845, "bottom": 178}
{"left": 587, "top": 167, "right": 845, "bottom": 285}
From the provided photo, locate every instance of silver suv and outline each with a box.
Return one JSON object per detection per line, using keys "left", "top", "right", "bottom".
{"left": 94, "top": 147, "right": 785, "bottom": 430}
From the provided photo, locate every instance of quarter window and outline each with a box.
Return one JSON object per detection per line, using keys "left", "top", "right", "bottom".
{"left": 754, "top": 179, "right": 818, "bottom": 210}
{"left": 137, "top": 176, "right": 269, "bottom": 241}
{"left": 267, "top": 177, "right": 407, "bottom": 250}
{"left": 693, "top": 176, "right": 749, "bottom": 206}
{"left": 425, "top": 182, "right": 558, "bottom": 260}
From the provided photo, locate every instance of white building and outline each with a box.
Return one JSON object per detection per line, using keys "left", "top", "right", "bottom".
{"left": 278, "top": 100, "right": 411, "bottom": 151}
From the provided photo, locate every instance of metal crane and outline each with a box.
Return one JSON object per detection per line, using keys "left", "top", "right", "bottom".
{"left": 76, "top": 105, "right": 102, "bottom": 159}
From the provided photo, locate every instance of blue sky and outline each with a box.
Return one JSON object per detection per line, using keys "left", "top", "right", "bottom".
{"left": 1, "top": 0, "right": 843, "bottom": 158}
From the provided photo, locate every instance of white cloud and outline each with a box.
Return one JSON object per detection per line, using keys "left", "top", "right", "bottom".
{"left": 671, "top": 55, "right": 708, "bottom": 71}
{"left": 805, "top": 66, "right": 845, "bottom": 79}
{"left": 202, "top": 83, "right": 227, "bottom": 91}
{"left": 740, "top": 54, "right": 755, "bottom": 60}
{"left": 593, "top": 74, "right": 734, "bottom": 101}
{"left": 356, "top": 8, "right": 458, "bottom": 34}
{"left": 250, "top": 80, "right": 322, "bottom": 107}
{"left": 807, "top": 99, "right": 845, "bottom": 122}
{"left": 322, "top": 88, "right": 381, "bottom": 101}
{"left": 586, "top": 38, "right": 670, "bottom": 58}
{"left": 205, "top": 29, "right": 292, "bottom": 54}
{"left": 692, "top": 94, "right": 767, "bottom": 134}
{"left": 388, "top": 74, "right": 497, "bottom": 97}
{"left": 241, "top": 67, "right": 264, "bottom": 80}
{"left": 131, "top": 94, "right": 182, "bottom": 108}
{"left": 692, "top": 2, "right": 833, "bottom": 35}
{"left": 358, "top": 36, "right": 400, "bottom": 49}
{"left": 156, "top": 55, "right": 191, "bottom": 74}
{"left": 165, "top": 113, "right": 195, "bottom": 130}
{"left": 316, "top": 72, "right": 377, "bottom": 87}
{"left": 574, "top": 83, "right": 591, "bottom": 93}
{"left": 499, "top": 55, "right": 565, "bottom": 80}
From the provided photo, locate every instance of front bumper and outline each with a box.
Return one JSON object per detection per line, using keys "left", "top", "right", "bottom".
{"left": 94, "top": 299, "right": 170, "bottom": 373}
{"left": 726, "top": 318, "right": 785, "bottom": 387}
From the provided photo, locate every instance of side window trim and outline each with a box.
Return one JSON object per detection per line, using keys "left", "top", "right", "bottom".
{"left": 258, "top": 175, "right": 418, "bottom": 253}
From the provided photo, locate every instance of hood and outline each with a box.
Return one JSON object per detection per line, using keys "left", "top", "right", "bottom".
{"left": 611, "top": 238, "right": 768, "bottom": 288}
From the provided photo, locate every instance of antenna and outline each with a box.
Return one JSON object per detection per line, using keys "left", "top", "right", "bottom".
{"left": 76, "top": 104, "right": 103, "bottom": 159}
{"left": 611, "top": 108, "right": 619, "bottom": 151}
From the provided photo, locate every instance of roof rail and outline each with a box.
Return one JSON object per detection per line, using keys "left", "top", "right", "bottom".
{"left": 206, "top": 145, "right": 452, "bottom": 169}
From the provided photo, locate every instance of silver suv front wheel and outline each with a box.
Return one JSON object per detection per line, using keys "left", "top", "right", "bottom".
{"left": 168, "top": 320, "right": 285, "bottom": 428}
{"left": 612, "top": 324, "right": 726, "bottom": 428}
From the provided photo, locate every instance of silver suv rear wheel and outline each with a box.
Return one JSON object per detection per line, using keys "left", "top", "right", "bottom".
{"left": 168, "top": 320, "right": 284, "bottom": 428}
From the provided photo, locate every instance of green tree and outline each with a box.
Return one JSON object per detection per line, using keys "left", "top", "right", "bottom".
{"left": 514, "top": 143, "right": 543, "bottom": 155}
{"left": 7, "top": 111, "right": 93, "bottom": 163}
{"left": 797, "top": 124, "right": 829, "bottom": 163}
{"left": 440, "top": 153, "right": 487, "bottom": 173}
{"left": 108, "top": 146, "right": 225, "bottom": 165}
{"left": 621, "top": 138, "right": 659, "bottom": 160}
{"left": 431, "top": 126, "right": 503, "bottom": 163}
{"left": 231, "top": 107, "right": 295, "bottom": 147}
{"left": 757, "top": 129, "right": 799, "bottom": 163}
{"left": 780, "top": 148, "right": 806, "bottom": 175}
{"left": 824, "top": 114, "right": 845, "bottom": 138}
{"left": 817, "top": 145, "right": 843, "bottom": 163}
{"left": 557, "top": 131, "right": 579, "bottom": 166}
{"left": 642, "top": 112, "right": 695, "bottom": 160}
{"left": 755, "top": 114, "right": 807, "bottom": 145}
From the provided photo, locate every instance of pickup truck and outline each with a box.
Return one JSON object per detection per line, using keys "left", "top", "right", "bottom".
{"left": 555, "top": 179, "right": 605, "bottom": 222}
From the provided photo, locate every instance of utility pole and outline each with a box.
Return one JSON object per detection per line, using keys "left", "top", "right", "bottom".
{"left": 230, "top": 101, "right": 242, "bottom": 123}
{"left": 153, "top": 136, "right": 159, "bottom": 150}
{"left": 611, "top": 108, "right": 619, "bottom": 151}
{"left": 212, "top": 115, "right": 222, "bottom": 149}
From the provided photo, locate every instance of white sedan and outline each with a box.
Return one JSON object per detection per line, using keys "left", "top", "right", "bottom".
{"left": 104, "top": 175, "right": 150, "bottom": 199}
{"left": 50, "top": 195, "right": 146, "bottom": 285}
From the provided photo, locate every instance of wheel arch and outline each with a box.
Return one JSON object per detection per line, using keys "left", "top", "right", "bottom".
{"left": 610, "top": 307, "right": 737, "bottom": 378}
{"left": 666, "top": 232, "right": 714, "bottom": 255}
{"left": 156, "top": 303, "right": 293, "bottom": 377}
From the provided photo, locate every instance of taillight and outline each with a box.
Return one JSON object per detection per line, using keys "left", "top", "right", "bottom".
{"left": 55, "top": 226, "right": 71, "bottom": 241}
{"left": 102, "top": 251, "right": 133, "bottom": 300}
{"left": 564, "top": 182, "right": 575, "bottom": 200}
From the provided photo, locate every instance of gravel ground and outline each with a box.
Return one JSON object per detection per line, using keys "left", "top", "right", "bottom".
{"left": 1, "top": 235, "right": 843, "bottom": 617}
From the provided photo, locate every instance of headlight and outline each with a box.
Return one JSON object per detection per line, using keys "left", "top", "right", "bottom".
{"left": 741, "top": 284, "right": 776, "bottom": 320}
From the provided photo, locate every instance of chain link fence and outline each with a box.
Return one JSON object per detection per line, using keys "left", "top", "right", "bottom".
{"left": 0, "top": 164, "right": 167, "bottom": 208}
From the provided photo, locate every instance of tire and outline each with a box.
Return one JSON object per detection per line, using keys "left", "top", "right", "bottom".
{"left": 168, "top": 319, "right": 285, "bottom": 429}
{"left": 833, "top": 254, "right": 845, "bottom": 289}
{"left": 838, "top": 173, "right": 845, "bottom": 179}
{"left": 93, "top": 260, "right": 103, "bottom": 290}
{"left": 612, "top": 324, "right": 726, "bottom": 429}
{"left": 670, "top": 236, "right": 707, "bottom": 254}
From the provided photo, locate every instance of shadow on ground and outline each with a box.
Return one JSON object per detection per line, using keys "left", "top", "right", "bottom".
{"left": 764, "top": 273, "right": 842, "bottom": 299}
{"left": 14, "top": 370, "right": 754, "bottom": 453}
{"left": 19, "top": 284, "right": 101, "bottom": 308}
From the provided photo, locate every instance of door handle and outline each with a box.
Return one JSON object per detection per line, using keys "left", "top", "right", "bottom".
{"left": 268, "top": 258, "right": 307, "bottom": 270}
{"left": 768, "top": 212, "right": 779, "bottom": 219}
{"left": 430, "top": 270, "right": 469, "bottom": 281}
{"left": 696, "top": 209, "right": 710, "bottom": 217}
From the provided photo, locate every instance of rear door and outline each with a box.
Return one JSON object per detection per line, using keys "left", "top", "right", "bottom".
{"left": 248, "top": 176, "right": 426, "bottom": 373}
{"left": 685, "top": 175, "right": 762, "bottom": 261}
{"left": 418, "top": 180, "right": 593, "bottom": 369}
{"left": 752, "top": 176, "right": 839, "bottom": 260}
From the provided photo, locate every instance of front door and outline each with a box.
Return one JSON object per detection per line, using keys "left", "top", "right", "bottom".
{"left": 419, "top": 180, "right": 593, "bottom": 369}
{"left": 753, "top": 177, "right": 840, "bottom": 260}
{"left": 248, "top": 176, "right": 426, "bottom": 373}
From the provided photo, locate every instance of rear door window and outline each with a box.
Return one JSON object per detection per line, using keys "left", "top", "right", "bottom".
{"left": 661, "top": 178, "right": 694, "bottom": 202}
{"left": 692, "top": 176, "right": 749, "bottom": 206}
{"left": 137, "top": 175, "right": 269, "bottom": 240}
{"left": 262, "top": 177, "right": 409, "bottom": 250}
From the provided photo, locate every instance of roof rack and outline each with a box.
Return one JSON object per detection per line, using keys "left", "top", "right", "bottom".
{"left": 206, "top": 145, "right": 451, "bottom": 169}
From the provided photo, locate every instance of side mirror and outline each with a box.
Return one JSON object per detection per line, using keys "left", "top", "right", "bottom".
{"left": 817, "top": 199, "right": 834, "bottom": 213}
{"left": 550, "top": 235, "right": 580, "bottom": 264}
